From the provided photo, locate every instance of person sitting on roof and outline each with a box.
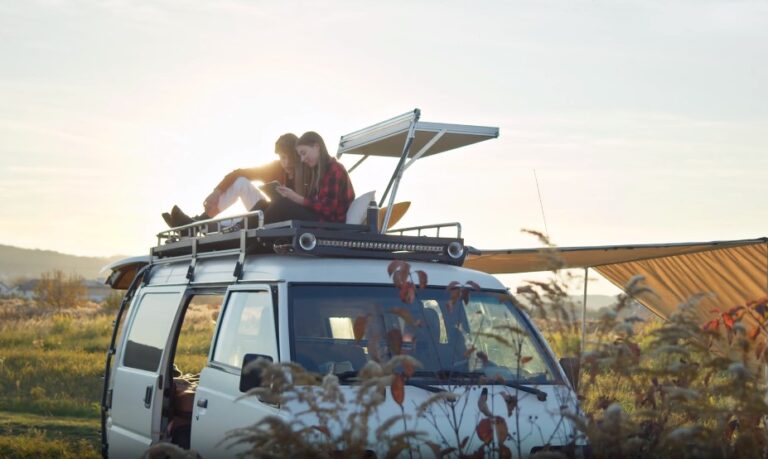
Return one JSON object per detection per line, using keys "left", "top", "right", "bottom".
{"left": 163, "top": 133, "right": 310, "bottom": 227}
{"left": 266, "top": 131, "right": 356, "bottom": 223}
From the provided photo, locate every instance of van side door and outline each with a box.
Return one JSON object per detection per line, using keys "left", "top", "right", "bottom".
{"left": 190, "top": 286, "right": 280, "bottom": 457}
{"left": 107, "top": 287, "right": 184, "bottom": 458}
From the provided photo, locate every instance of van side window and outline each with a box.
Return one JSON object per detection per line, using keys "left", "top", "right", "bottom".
{"left": 174, "top": 294, "right": 224, "bottom": 375}
{"left": 213, "top": 291, "right": 276, "bottom": 368}
{"left": 123, "top": 293, "right": 180, "bottom": 372}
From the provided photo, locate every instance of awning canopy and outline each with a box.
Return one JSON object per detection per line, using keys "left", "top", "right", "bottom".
{"left": 337, "top": 109, "right": 499, "bottom": 159}
{"left": 337, "top": 109, "right": 499, "bottom": 230}
{"left": 464, "top": 238, "right": 768, "bottom": 323}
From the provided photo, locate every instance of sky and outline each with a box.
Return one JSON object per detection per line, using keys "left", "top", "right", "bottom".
{"left": 1, "top": 0, "right": 767, "bottom": 294}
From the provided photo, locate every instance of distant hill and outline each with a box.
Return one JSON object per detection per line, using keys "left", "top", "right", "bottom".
{"left": 0, "top": 244, "right": 125, "bottom": 281}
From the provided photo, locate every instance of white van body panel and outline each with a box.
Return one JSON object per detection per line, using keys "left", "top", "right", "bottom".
{"left": 107, "top": 287, "right": 185, "bottom": 458}
{"left": 107, "top": 255, "right": 581, "bottom": 457}
{"left": 191, "top": 366, "right": 282, "bottom": 458}
{"left": 143, "top": 255, "right": 505, "bottom": 290}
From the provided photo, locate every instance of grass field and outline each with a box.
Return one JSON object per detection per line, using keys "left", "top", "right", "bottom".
{"left": 0, "top": 300, "right": 107, "bottom": 456}
{"left": 0, "top": 298, "right": 215, "bottom": 457}
{"left": 0, "top": 411, "right": 100, "bottom": 458}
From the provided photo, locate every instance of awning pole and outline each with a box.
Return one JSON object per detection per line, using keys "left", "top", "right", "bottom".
{"left": 581, "top": 267, "right": 589, "bottom": 356}
{"left": 379, "top": 113, "right": 419, "bottom": 232}
{"left": 347, "top": 155, "right": 369, "bottom": 174}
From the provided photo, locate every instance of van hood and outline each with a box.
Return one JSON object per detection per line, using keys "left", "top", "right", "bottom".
{"left": 282, "top": 382, "right": 584, "bottom": 458}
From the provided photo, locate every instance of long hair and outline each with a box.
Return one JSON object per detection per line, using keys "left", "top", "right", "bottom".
{"left": 296, "top": 131, "right": 332, "bottom": 196}
{"left": 275, "top": 133, "right": 310, "bottom": 196}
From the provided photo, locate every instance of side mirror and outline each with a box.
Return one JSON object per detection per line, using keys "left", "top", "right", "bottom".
{"left": 559, "top": 357, "right": 580, "bottom": 391}
{"left": 239, "top": 353, "right": 274, "bottom": 393}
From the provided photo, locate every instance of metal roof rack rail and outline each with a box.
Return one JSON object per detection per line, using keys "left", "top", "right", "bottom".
{"left": 152, "top": 214, "right": 466, "bottom": 268}
{"left": 387, "top": 222, "right": 462, "bottom": 238}
{"left": 156, "top": 210, "right": 265, "bottom": 245}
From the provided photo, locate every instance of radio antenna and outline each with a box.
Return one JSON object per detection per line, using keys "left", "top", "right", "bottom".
{"left": 533, "top": 169, "right": 550, "bottom": 239}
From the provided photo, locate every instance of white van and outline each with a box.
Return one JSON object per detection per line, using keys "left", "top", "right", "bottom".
{"left": 99, "top": 111, "right": 586, "bottom": 458}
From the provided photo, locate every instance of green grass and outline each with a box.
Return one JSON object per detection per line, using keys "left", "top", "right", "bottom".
{"left": 0, "top": 411, "right": 100, "bottom": 458}
{"left": 0, "top": 300, "right": 215, "bottom": 455}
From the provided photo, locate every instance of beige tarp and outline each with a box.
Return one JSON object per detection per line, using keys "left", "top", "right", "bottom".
{"left": 464, "top": 238, "right": 768, "bottom": 323}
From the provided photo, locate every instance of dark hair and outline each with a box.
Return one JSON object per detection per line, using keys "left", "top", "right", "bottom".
{"left": 274, "top": 133, "right": 308, "bottom": 196}
{"left": 296, "top": 131, "right": 332, "bottom": 196}
{"left": 275, "top": 133, "right": 298, "bottom": 157}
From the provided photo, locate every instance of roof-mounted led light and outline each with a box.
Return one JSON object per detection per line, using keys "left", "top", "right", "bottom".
{"left": 299, "top": 232, "right": 317, "bottom": 251}
{"left": 316, "top": 239, "right": 444, "bottom": 253}
{"left": 447, "top": 241, "right": 464, "bottom": 259}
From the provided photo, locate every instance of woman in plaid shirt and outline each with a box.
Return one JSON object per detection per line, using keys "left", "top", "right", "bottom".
{"left": 273, "top": 131, "right": 355, "bottom": 223}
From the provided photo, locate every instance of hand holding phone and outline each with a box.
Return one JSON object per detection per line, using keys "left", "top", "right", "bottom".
{"left": 261, "top": 181, "right": 281, "bottom": 199}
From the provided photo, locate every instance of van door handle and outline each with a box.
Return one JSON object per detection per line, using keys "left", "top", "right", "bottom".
{"left": 143, "top": 385, "right": 153, "bottom": 408}
{"left": 197, "top": 398, "right": 208, "bottom": 408}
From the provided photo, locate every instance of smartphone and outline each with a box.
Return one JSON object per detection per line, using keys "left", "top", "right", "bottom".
{"left": 261, "top": 180, "right": 281, "bottom": 199}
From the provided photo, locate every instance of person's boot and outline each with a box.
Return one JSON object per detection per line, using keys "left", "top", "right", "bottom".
{"left": 169, "top": 206, "right": 214, "bottom": 236}
{"left": 170, "top": 205, "right": 195, "bottom": 227}
{"left": 161, "top": 212, "right": 174, "bottom": 228}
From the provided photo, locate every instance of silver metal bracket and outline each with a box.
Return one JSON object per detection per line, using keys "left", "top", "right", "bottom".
{"left": 186, "top": 238, "right": 198, "bottom": 282}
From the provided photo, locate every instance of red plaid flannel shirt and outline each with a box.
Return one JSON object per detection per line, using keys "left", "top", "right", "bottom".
{"left": 303, "top": 158, "right": 355, "bottom": 222}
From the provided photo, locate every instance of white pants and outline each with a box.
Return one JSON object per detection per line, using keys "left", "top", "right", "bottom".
{"left": 218, "top": 177, "right": 267, "bottom": 212}
{"left": 214, "top": 177, "right": 267, "bottom": 227}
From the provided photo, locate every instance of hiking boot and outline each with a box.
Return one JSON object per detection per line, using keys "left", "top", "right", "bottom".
{"left": 171, "top": 205, "right": 195, "bottom": 227}
{"left": 161, "top": 212, "right": 174, "bottom": 228}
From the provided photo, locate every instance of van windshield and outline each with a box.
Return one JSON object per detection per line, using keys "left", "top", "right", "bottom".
{"left": 290, "top": 284, "right": 557, "bottom": 384}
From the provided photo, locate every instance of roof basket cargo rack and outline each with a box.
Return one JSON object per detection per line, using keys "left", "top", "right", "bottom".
{"left": 153, "top": 210, "right": 466, "bottom": 267}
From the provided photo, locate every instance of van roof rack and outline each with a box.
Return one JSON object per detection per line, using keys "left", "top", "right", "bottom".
{"left": 153, "top": 210, "right": 466, "bottom": 279}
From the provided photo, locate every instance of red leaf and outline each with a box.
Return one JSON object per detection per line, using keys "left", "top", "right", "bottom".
{"left": 520, "top": 356, "right": 533, "bottom": 364}
{"left": 416, "top": 270, "right": 428, "bottom": 289}
{"left": 353, "top": 315, "right": 369, "bottom": 341}
{"left": 493, "top": 416, "right": 509, "bottom": 441}
{"left": 459, "top": 436, "right": 469, "bottom": 449}
{"left": 391, "top": 374, "right": 405, "bottom": 406}
{"left": 387, "top": 329, "right": 403, "bottom": 356}
{"left": 477, "top": 387, "right": 493, "bottom": 417}
{"left": 461, "top": 288, "right": 470, "bottom": 305}
{"left": 500, "top": 391, "right": 517, "bottom": 416}
{"left": 463, "top": 345, "right": 477, "bottom": 358}
{"left": 499, "top": 444, "right": 512, "bottom": 459}
{"left": 393, "top": 268, "right": 409, "bottom": 288}
{"left": 749, "top": 326, "right": 761, "bottom": 341}
{"left": 403, "top": 359, "right": 415, "bottom": 378}
{"left": 722, "top": 312, "right": 735, "bottom": 330}
{"left": 387, "top": 260, "right": 407, "bottom": 276}
{"left": 368, "top": 332, "right": 382, "bottom": 362}
{"left": 466, "top": 280, "right": 481, "bottom": 291}
{"left": 399, "top": 283, "right": 416, "bottom": 304}
{"left": 702, "top": 319, "right": 720, "bottom": 332}
{"left": 476, "top": 418, "right": 494, "bottom": 444}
